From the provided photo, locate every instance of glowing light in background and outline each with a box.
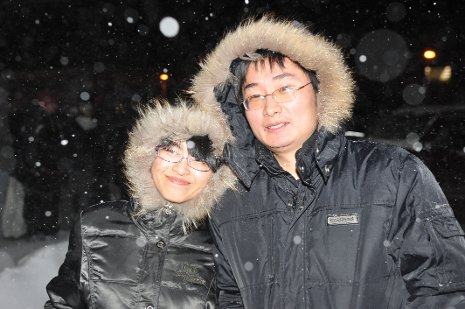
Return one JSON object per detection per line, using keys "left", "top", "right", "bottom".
{"left": 159, "top": 16, "right": 179, "bottom": 38}
{"left": 386, "top": 2, "right": 407, "bottom": 22}
{"left": 423, "top": 49, "right": 437, "bottom": 60}
{"left": 124, "top": 8, "right": 139, "bottom": 24}
{"left": 355, "top": 29, "right": 409, "bottom": 82}
{"left": 402, "top": 84, "right": 426, "bottom": 105}
{"left": 424, "top": 65, "right": 452, "bottom": 81}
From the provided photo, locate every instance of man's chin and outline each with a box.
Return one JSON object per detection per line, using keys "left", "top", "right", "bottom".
{"left": 267, "top": 142, "right": 293, "bottom": 152}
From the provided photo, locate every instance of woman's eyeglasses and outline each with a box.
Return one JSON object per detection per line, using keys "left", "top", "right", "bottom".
{"left": 156, "top": 146, "right": 211, "bottom": 172}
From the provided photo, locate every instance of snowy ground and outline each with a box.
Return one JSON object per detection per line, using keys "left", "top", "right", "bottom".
{"left": 0, "top": 231, "right": 69, "bottom": 308}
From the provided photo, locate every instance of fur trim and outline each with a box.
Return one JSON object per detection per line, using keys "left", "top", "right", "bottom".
{"left": 189, "top": 16, "right": 355, "bottom": 133}
{"left": 123, "top": 100, "right": 235, "bottom": 229}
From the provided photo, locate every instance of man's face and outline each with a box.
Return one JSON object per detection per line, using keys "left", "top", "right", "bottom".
{"left": 242, "top": 58, "right": 318, "bottom": 157}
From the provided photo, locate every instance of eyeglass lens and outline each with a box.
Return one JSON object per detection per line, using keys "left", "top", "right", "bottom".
{"left": 157, "top": 147, "right": 210, "bottom": 172}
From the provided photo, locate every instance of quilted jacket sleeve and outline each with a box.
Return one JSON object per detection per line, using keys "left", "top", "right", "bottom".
{"left": 44, "top": 216, "right": 86, "bottom": 309}
{"left": 209, "top": 218, "right": 244, "bottom": 308}
{"left": 395, "top": 154, "right": 465, "bottom": 308}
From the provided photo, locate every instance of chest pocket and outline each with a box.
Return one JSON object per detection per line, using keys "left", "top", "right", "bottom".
{"left": 84, "top": 233, "right": 146, "bottom": 284}
{"left": 305, "top": 202, "right": 393, "bottom": 284}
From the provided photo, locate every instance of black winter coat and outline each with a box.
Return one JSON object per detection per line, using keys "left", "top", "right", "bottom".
{"left": 188, "top": 17, "right": 465, "bottom": 309}
{"left": 45, "top": 200, "right": 216, "bottom": 309}
{"left": 210, "top": 130, "right": 465, "bottom": 308}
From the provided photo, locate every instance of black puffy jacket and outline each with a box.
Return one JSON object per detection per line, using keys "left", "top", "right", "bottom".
{"left": 189, "top": 17, "right": 465, "bottom": 308}
{"left": 210, "top": 130, "right": 465, "bottom": 308}
{"left": 45, "top": 200, "right": 216, "bottom": 309}
{"left": 45, "top": 102, "right": 236, "bottom": 308}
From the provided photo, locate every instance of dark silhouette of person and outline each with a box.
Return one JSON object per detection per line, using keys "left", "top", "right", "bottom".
{"left": 9, "top": 92, "right": 82, "bottom": 237}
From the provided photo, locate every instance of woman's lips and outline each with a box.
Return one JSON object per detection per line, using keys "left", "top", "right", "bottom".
{"left": 166, "top": 176, "right": 190, "bottom": 185}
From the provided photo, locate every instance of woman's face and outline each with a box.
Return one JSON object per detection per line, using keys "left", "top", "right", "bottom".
{"left": 151, "top": 141, "right": 214, "bottom": 204}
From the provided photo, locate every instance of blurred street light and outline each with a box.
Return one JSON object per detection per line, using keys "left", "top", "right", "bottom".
{"left": 423, "top": 49, "right": 437, "bottom": 60}
{"left": 424, "top": 65, "right": 452, "bottom": 82}
{"left": 159, "top": 73, "right": 169, "bottom": 97}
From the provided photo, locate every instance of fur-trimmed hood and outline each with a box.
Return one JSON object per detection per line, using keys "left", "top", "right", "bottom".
{"left": 188, "top": 16, "right": 355, "bottom": 187}
{"left": 123, "top": 100, "right": 235, "bottom": 228}
{"left": 189, "top": 16, "right": 355, "bottom": 135}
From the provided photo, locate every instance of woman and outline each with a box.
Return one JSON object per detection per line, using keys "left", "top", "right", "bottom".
{"left": 44, "top": 100, "right": 235, "bottom": 309}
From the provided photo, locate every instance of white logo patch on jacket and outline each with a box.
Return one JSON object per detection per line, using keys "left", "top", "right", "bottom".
{"left": 327, "top": 213, "right": 359, "bottom": 226}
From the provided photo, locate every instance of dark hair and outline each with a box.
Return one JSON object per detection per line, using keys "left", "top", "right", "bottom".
{"left": 229, "top": 49, "right": 319, "bottom": 103}
{"left": 159, "top": 135, "right": 223, "bottom": 172}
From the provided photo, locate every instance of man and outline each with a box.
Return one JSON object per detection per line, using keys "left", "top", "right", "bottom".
{"left": 190, "top": 16, "right": 465, "bottom": 308}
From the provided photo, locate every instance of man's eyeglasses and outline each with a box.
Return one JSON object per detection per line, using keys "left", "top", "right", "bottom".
{"left": 155, "top": 146, "right": 211, "bottom": 172}
{"left": 243, "top": 82, "right": 312, "bottom": 111}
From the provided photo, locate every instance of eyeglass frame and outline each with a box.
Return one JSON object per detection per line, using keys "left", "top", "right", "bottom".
{"left": 155, "top": 146, "right": 211, "bottom": 172}
{"left": 242, "top": 81, "right": 313, "bottom": 111}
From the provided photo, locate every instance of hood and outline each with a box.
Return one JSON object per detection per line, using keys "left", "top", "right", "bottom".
{"left": 189, "top": 16, "right": 355, "bottom": 134}
{"left": 123, "top": 100, "right": 236, "bottom": 229}
{"left": 189, "top": 16, "right": 355, "bottom": 187}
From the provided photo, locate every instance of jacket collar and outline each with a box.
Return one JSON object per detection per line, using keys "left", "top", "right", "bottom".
{"left": 129, "top": 198, "right": 185, "bottom": 236}
{"left": 255, "top": 142, "right": 284, "bottom": 176}
{"left": 226, "top": 129, "right": 345, "bottom": 188}
{"left": 307, "top": 129, "right": 344, "bottom": 184}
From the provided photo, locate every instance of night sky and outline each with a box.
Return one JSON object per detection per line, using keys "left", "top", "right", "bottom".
{"left": 2, "top": 1, "right": 464, "bottom": 103}
{"left": 0, "top": 0, "right": 464, "bottom": 221}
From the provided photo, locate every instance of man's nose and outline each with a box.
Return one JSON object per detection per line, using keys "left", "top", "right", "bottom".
{"left": 263, "top": 95, "right": 281, "bottom": 116}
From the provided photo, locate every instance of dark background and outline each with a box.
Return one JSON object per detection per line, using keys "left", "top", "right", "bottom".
{"left": 0, "top": 0, "right": 464, "bottom": 229}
